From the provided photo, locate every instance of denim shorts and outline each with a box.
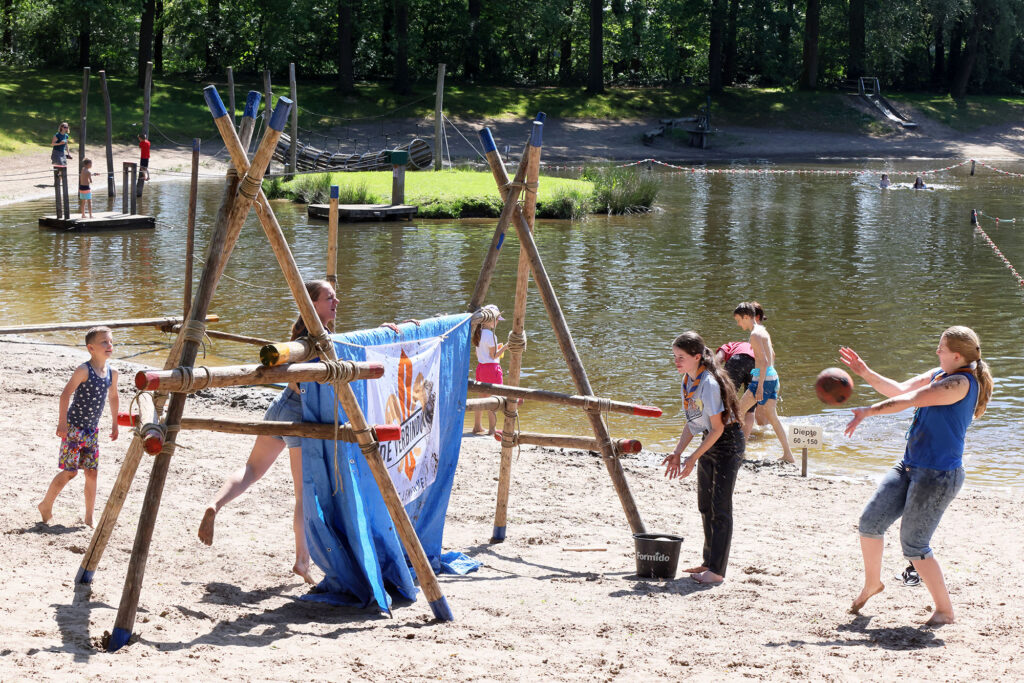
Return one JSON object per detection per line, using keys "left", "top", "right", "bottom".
{"left": 747, "top": 378, "right": 779, "bottom": 405}
{"left": 264, "top": 387, "right": 303, "bottom": 448}
{"left": 858, "top": 462, "right": 965, "bottom": 560}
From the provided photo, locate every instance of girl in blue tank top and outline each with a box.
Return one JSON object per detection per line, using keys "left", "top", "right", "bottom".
{"left": 840, "top": 326, "right": 993, "bottom": 626}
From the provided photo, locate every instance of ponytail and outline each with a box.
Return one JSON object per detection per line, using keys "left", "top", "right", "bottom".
{"left": 941, "top": 325, "right": 993, "bottom": 418}
{"left": 973, "top": 358, "right": 994, "bottom": 418}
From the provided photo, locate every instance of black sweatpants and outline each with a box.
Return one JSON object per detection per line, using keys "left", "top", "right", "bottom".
{"left": 696, "top": 422, "right": 745, "bottom": 577}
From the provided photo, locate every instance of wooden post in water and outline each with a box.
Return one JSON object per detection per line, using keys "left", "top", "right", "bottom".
{"left": 53, "top": 170, "right": 63, "bottom": 219}
{"left": 129, "top": 164, "right": 138, "bottom": 214}
{"left": 391, "top": 152, "right": 406, "bottom": 205}
{"left": 433, "top": 63, "right": 445, "bottom": 171}
{"left": 61, "top": 167, "right": 70, "bottom": 219}
{"left": 288, "top": 63, "right": 297, "bottom": 179}
{"left": 79, "top": 67, "right": 89, "bottom": 175}
{"left": 226, "top": 66, "right": 236, "bottom": 125}
{"left": 185, "top": 138, "right": 200, "bottom": 318}
{"left": 137, "top": 62, "right": 152, "bottom": 198}
{"left": 492, "top": 114, "right": 543, "bottom": 542}
{"left": 327, "top": 185, "right": 339, "bottom": 285}
{"left": 106, "top": 90, "right": 291, "bottom": 652}
{"left": 478, "top": 124, "right": 646, "bottom": 536}
{"left": 210, "top": 86, "right": 454, "bottom": 624}
{"left": 99, "top": 70, "right": 115, "bottom": 198}
{"left": 121, "top": 163, "right": 129, "bottom": 214}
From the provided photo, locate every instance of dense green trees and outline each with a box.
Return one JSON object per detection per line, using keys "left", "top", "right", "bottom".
{"left": 1, "top": 0, "right": 1022, "bottom": 96}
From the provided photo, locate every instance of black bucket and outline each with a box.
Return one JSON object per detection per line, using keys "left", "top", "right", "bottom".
{"left": 633, "top": 533, "right": 684, "bottom": 579}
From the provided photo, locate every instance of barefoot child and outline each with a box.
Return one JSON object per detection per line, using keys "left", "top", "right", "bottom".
{"left": 78, "top": 159, "right": 94, "bottom": 218}
{"left": 842, "top": 327, "right": 992, "bottom": 625}
{"left": 733, "top": 302, "right": 794, "bottom": 463}
{"left": 472, "top": 304, "right": 506, "bottom": 435}
{"left": 138, "top": 134, "right": 151, "bottom": 180}
{"left": 663, "top": 332, "right": 745, "bottom": 585}
{"left": 38, "top": 327, "right": 119, "bottom": 527}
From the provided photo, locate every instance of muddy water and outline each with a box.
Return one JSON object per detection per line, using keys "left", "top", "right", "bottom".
{"left": 2, "top": 163, "right": 1022, "bottom": 487}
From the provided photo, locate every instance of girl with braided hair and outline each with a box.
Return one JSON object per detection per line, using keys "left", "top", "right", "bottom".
{"left": 842, "top": 326, "right": 993, "bottom": 625}
{"left": 663, "top": 331, "right": 746, "bottom": 584}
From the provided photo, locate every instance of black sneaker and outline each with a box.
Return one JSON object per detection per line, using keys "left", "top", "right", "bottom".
{"left": 902, "top": 564, "right": 921, "bottom": 587}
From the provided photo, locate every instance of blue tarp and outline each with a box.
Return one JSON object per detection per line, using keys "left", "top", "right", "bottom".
{"left": 298, "top": 314, "right": 473, "bottom": 612}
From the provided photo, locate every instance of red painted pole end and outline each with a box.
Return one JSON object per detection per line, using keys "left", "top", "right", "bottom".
{"left": 374, "top": 424, "right": 401, "bottom": 442}
{"left": 365, "top": 363, "right": 385, "bottom": 379}
{"left": 616, "top": 439, "right": 643, "bottom": 454}
{"left": 117, "top": 412, "right": 137, "bottom": 427}
{"left": 134, "top": 371, "right": 159, "bottom": 391}
{"left": 142, "top": 429, "right": 164, "bottom": 455}
{"left": 632, "top": 405, "right": 662, "bottom": 417}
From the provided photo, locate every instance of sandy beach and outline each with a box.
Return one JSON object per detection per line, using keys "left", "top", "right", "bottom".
{"left": 1, "top": 336, "right": 1023, "bottom": 680}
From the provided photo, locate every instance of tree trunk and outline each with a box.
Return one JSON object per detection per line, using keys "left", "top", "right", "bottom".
{"left": 950, "top": 4, "right": 986, "bottom": 100}
{"left": 205, "top": 0, "right": 220, "bottom": 74}
{"left": 558, "top": 2, "right": 574, "bottom": 85}
{"left": 708, "top": 0, "right": 726, "bottom": 93}
{"left": 847, "top": 0, "right": 865, "bottom": 80}
{"left": 381, "top": 0, "right": 393, "bottom": 77}
{"left": 931, "top": 12, "right": 945, "bottom": 90}
{"left": 78, "top": 10, "right": 90, "bottom": 67}
{"left": 154, "top": 0, "right": 164, "bottom": 75}
{"left": 799, "top": 0, "right": 820, "bottom": 90}
{"left": 723, "top": 0, "right": 739, "bottom": 84}
{"left": 631, "top": 0, "right": 645, "bottom": 76}
{"left": 946, "top": 14, "right": 963, "bottom": 87}
{"left": 337, "top": 0, "right": 354, "bottom": 92}
{"left": 465, "top": 0, "right": 481, "bottom": 81}
{"left": 393, "top": 0, "right": 410, "bottom": 94}
{"left": 2, "top": 0, "right": 12, "bottom": 50}
{"left": 138, "top": 0, "right": 154, "bottom": 88}
{"left": 780, "top": 0, "right": 795, "bottom": 72}
{"left": 586, "top": 0, "right": 604, "bottom": 93}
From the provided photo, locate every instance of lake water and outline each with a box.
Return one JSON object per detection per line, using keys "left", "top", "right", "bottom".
{"left": 2, "top": 162, "right": 1023, "bottom": 488}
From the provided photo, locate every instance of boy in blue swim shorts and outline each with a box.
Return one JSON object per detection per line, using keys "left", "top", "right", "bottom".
{"left": 734, "top": 302, "right": 794, "bottom": 463}
{"left": 38, "top": 326, "right": 119, "bottom": 527}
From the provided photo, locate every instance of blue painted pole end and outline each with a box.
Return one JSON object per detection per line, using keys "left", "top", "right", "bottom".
{"left": 479, "top": 128, "right": 497, "bottom": 154}
{"left": 203, "top": 85, "right": 227, "bottom": 119}
{"left": 530, "top": 121, "right": 543, "bottom": 148}
{"left": 491, "top": 525, "right": 507, "bottom": 542}
{"left": 428, "top": 597, "right": 454, "bottom": 622}
{"left": 107, "top": 626, "right": 132, "bottom": 652}
{"left": 192, "top": 138, "right": 200, "bottom": 153}
{"left": 269, "top": 96, "right": 293, "bottom": 132}
{"left": 75, "top": 566, "right": 94, "bottom": 584}
{"left": 535, "top": 111, "right": 547, "bottom": 123}
{"left": 243, "top": 91, "right": 262, "bottom": 119}
{"left": 495, "top": 233, "right": 504, "bottom": 252}
{"left": 330, "top": 185, "right": 339, "bottom": 199}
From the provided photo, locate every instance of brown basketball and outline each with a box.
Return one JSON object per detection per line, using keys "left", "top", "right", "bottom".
{"left": 815, "top": 367, "right": 854, "bottom": 405}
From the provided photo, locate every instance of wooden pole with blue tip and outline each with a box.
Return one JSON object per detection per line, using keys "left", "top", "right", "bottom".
{"left": 104, "top": 92, "right": 290, "bottom": 652}
{"left": 492, "top": 113, "right": 544, "bottom": 542}
{"left": 209, "top": 88, "right": 455, "bottom": 624}
{"left": 77, "top": 94, "right": 261, "bottom": 592}
{"left": 480, "top": 121, "right": 646, "bottom": 536}
{"left": 327, "top": 185, "right": 339, "bottom": 285}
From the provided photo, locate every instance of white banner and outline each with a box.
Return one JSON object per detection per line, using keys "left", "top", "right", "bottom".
{"left": 365, "top": 338, "right": 442, "bottom": 506}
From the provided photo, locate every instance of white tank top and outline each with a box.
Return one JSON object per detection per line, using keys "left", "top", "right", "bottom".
{"left": 476, "top": 328, "right": 498, "bottom": 363}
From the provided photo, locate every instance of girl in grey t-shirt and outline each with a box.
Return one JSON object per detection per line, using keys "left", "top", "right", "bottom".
{"left": 663, "top": 331, "right": 745, "bottom": 584}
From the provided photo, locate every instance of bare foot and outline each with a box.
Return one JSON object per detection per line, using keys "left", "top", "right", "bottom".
{"left": 293, "top": 562, "right": 316, "bottom": 585}
{"left": 924, "top": 610, "right": 955, "bottom": 626}
{"left": 683, "top": 565, "right": 709, "bottom": 574}
{"left": 37, "top": 501, "right": 53, "bottom": 524}
{"left": 850, "top": 581, "right": 885, "bottom": 614}
{"left": 692, "top": 570, "right": 725, "bottom": 584}
{"left": 197, "top": 506, "right": 216, "bottom": 546}
{"left": 84, "top": 516, "right": 94, "bottom": 528}
{"left": 472, "top": 428, "right": 486, "bottom": 435}
{"left": 779, "top": 456, "right": 796, "bottom": 464}
{"left": 487, "top": 429, "right": 495, "bottom": 436}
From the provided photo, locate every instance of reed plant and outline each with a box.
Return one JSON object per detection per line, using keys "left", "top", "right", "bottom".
{"left": 585, "top": 166, "right": 659, "bottom": 215}
{"left": 537, "top": 186, "right": 592, "bottom": 219}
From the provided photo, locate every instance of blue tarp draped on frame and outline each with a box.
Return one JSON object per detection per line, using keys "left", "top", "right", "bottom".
{"left": 298, "top": 314, "right": 471, "bottom": 612}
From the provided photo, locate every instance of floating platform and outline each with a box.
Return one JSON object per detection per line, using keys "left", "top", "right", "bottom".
{"left": 308, "top": 204, "right": 418, "bottom": 222}
{"left": 38, "top": 211, "right": 155, "bottom": 231}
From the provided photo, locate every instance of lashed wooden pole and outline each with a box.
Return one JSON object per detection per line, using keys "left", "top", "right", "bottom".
{"left": 99, "top": 70, "right": 116, "bottom": 198}
{"left": 184, "top": 138, "right": 199, "bottom": 318}
{"left": 135, "top": 360, "right": 384, "bottom": 392}
{"left": 105, "top": 94, "right": 292, "bottom": 652}
{"left": 492, "top": 115, "right": 543, "bottom": 542}
{"left": 79, "top": 67, "right": 89, "bottom": 175}
{"left": 327, "top": 185, "right": 339, "bottom": 285}
{"left": 469, "top": 380, "right": 661, "bottom": 417}
{"left": 479, "top": 125, "right": 646, "bottom": 535}
{"left": 79, "top": 97, "right": 260, "bottom": 592}
{"left": 209, "top": 86, "right": 454, "bottom": 622}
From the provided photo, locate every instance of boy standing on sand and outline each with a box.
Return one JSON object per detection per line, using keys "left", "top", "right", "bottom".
{"left": 38, "top": 327, "right": 119, "bottom": 527}
{"left": 733, "top": 302, "right": 794, "bottom": 463}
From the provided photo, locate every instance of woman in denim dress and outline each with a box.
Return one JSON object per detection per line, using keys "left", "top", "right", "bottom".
{"left": 842, "top": 326, "right": 993, "bottom": 625}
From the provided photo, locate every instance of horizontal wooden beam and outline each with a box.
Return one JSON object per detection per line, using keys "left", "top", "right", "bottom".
{"left": 494, "top": 430, "right": 642, "bottom": 454}
{"left": 259, "top": 339, "right": 315, "bottom": 367}
{"left": 468, "top": 380, "right": 662, "bottom": 418}
{"left": 0, "top": 315, "right": 219, "bottom": 336}
{"left": 135, "top": 360, "right": 384, "bottom": 392}
{"left": 162, "top": 324, "right": 273, "bottom": 347}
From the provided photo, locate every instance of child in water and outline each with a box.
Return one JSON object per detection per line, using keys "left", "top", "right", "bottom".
{"left": 472, "top": 304, "right": 506, "bottom": 435}
{"left": 38, "top": 326, "right": 119, "bottom": 527}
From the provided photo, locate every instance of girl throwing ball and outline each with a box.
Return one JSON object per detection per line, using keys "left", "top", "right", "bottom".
{"left": 842, "top": 326, "right": 993, "bottom": 625}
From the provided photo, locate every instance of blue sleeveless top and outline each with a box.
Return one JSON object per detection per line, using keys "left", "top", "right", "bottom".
{"left": 67, "top": 362, "right": 113, "bottom": 430}
{"left": 54, "top": 132, "right": 68, "bottom": 152}
{"left": 904, "top": 370, "right": 978, "bottom": 471}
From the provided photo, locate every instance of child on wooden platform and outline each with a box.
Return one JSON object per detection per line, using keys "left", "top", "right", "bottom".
{"left": 733, "top": 301, "right": 794, "bottom": 463}
{"left": 38, "top": 326, "right": 119, "bottom": 527}
{"left": 78, "top": 159, "right": 93, "bottom": 218}
{"left": 472, "top": 304, "right": 506, "bottom": 435}
{"left": 138, "top": 134, "right": 151, "bottom": 180}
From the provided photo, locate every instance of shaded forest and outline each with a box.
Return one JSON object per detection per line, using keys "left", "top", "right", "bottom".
{"left": 1, "top": 0, "right": 1022, "bottom": 99}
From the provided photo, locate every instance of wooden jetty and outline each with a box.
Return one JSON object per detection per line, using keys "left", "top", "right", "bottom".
{"left": 307, "top": 203, "right": 417, "bottom": 222}
{"left": 39, "top": 210, "right": 155, "bottom": 231}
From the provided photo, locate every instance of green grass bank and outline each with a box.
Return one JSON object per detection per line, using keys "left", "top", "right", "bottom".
{"left": 264, "top": 167, "right": 659, "bottom": 219}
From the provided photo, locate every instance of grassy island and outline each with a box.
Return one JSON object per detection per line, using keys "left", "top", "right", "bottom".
{"left": 262, "top": 167, "right": 658, "bottom": 219}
